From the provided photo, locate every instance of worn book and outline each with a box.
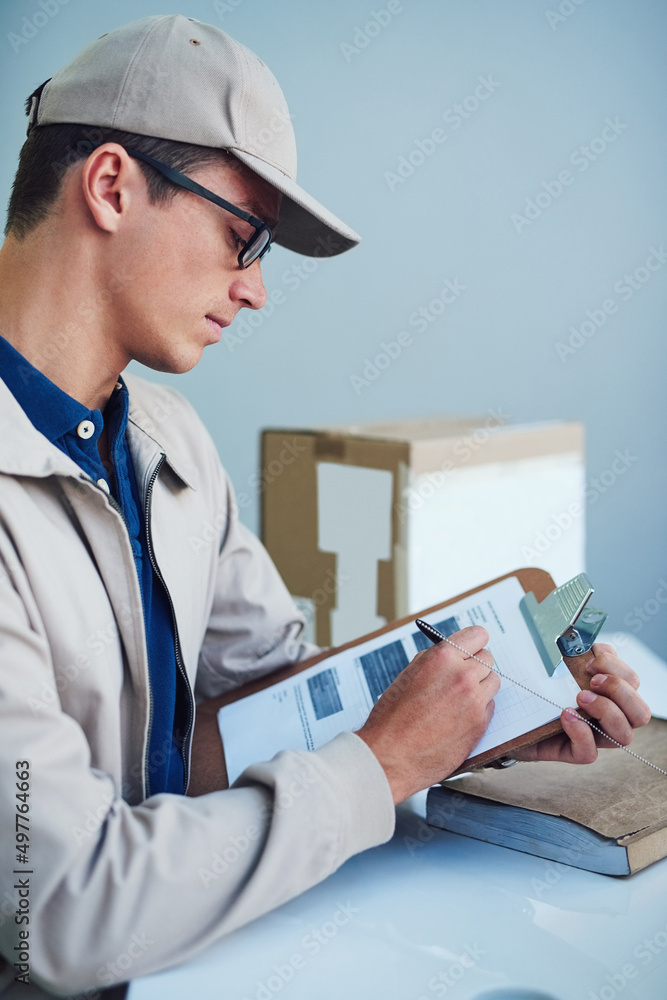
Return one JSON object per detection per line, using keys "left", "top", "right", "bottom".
{"left": 426, "top": 718, "right": 667, "bottom": 876}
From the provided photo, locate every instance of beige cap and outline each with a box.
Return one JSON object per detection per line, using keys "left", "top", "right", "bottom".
{"left": 29, "top": 14, "right": 360, "bottom": 257}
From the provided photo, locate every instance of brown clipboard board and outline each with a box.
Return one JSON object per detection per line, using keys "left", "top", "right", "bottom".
{"left": 187, "top": 567, "right": 593, "bottom": 796}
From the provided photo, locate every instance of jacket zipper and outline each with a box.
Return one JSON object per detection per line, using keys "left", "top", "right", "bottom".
{"left": 143, "top": 456, "right": 195, "bottom": 795}
{"left": 106, "top": 489, "right": 155, "bottom": 799}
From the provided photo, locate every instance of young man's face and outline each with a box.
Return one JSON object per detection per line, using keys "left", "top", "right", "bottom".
{"left": 103, "top": 153, "right": 281, "bottom": 375}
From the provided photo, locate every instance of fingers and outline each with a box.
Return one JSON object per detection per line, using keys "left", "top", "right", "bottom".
{"left": 586, "top": 673, "right": 651, "bottom": 726}
{"left": 575, "top": 694, "right": 632, "bottom": 748}
{"left": 559, "top": 709, "right": 599, "bottom": 763}
{"left": 358, "top": 626, "right": 499, "bottom": 800}
{"left": 590, "top": 642, "right": 617, "bottom": 657}
{"left": 577, "top": 645, "right": 651, "bottom": 749}
{"left": 443, "top": 626, "right": 495, "bottom": 673}
{"left": 557, "top": 680, "right": 646, "bottom": 763}
{"left": 468, "top": 646, "right": 495, "bottom": 672}
{"left": 585, "top": 645, "right": 641, "bottom": 690}
{"left": 480, "top": 665, "right": 502, "bottom": 698}
{"left": 446, "top": 625, "right": 490, "bottom": 656}
{"left": 514, "top": 645, "right": 652, "bottom": 768}
{"left": 577, "top": 676, "right": 651, "bottom": 742}
{"left": 418, "top": 625, "right": 494, "bottom": 679}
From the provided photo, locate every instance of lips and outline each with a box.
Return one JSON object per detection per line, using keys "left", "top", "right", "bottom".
{"left": 205, "top": 315, "right": 230, "bottom": 342}
{"left": 206, "top": 314, "right": 229, "bottom": 329}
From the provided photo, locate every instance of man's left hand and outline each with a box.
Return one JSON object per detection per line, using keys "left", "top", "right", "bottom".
{"left": 512, "top": 643, "right": 652, "bottom": 765}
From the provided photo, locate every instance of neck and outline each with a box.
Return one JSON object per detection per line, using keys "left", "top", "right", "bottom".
{"left": 0, "top": 228, "right": 129, "bottom": 412}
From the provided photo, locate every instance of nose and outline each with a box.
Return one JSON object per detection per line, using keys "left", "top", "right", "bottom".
{"left": 228, "top": 259, "right": 267, "bottom": 311}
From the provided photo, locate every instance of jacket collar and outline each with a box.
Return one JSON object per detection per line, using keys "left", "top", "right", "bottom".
{"left": 0, "top": 375, "right": 196, "bottom": 491}
{"left": 125, "top": 375, "right": 198, "bottom": 491}
{"left": 0, "top": 333, "right": 99, "bottom": 444}
{"left": 0, "top": 377, "right": 82, "bottom": 479}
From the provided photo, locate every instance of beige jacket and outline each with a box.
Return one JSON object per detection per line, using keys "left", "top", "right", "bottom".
{"left": 0, "top": 373, "right": 395, "bottom": 998}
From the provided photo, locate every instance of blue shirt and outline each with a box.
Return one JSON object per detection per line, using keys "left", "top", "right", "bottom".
{"left": 0, "top": 335, "right": 188, "bottom": 795}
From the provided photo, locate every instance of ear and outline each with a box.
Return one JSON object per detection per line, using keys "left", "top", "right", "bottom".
{"left": 80, "top": 144, "right": 145, "bottom": 234}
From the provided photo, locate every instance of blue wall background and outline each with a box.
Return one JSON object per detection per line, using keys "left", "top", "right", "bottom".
{"left": 1, "top": 0, "right": 666, "bottom": 657}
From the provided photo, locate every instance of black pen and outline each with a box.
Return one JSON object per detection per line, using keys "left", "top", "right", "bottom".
{"left": 415, "top": 618, "right": 447, "bottom": 645}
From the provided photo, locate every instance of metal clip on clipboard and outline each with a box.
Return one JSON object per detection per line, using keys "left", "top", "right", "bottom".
{"left": 519, "top": 573, "right": 608, "bottom": 676}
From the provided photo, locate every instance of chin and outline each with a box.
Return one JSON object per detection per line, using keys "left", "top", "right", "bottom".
{"left": 138, "top": 345, "right": 205, "bottom": 376}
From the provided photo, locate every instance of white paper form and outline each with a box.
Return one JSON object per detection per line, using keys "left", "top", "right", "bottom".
{"left": 218, "top": 576, "right": 582, "bottom": 784}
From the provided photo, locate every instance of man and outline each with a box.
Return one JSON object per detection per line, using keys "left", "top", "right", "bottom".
{"left": 0, "top": 15, "right": 650, "bottom": 998}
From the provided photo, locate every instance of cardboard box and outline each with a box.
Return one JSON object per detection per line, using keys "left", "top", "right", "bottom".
{"left": 261, "top": 415, "right": 585, "bottom": 648}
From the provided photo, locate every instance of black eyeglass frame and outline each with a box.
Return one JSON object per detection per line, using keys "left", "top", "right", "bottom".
{"left": 123, "top": 147, "right": 273, "bottom": 268}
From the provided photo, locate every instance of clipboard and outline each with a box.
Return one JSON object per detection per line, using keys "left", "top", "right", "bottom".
{"left": 188, "top": 568, "right": 604, "bottom": 795}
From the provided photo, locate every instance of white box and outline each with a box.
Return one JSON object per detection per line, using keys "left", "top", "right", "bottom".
{"left": 261, "top": 416, "right": 585, "bottom": 647}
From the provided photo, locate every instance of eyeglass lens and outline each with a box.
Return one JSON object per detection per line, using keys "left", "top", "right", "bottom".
{"left": 241, "top": 227, "right": 272, "bottom": 267}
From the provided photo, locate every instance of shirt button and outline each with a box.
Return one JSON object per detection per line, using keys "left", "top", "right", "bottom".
{"left": 76, "top": 420, "right": 95, "bottom": 440}
{"left": 97, "top": 478, "right": 110, "bottom": 494}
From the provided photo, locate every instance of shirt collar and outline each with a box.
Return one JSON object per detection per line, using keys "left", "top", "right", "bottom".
{"left": 0, "top": 336, "right": 196, "bottom": 492}
{"left": 0, "top": 334, "right": 125, "bottom": 447}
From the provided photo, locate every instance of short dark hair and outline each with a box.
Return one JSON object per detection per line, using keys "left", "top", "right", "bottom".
{"left": 5, "top": 90, "right": 232, "bottom": 239}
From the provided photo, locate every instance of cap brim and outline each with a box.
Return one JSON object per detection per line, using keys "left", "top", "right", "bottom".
{"left": 230, "top": 149, "right": 361, "bottom": 258}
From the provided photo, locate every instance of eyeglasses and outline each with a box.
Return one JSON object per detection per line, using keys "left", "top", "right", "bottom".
{"left": 123, "top": 148, "right": 273, "bottom": 268}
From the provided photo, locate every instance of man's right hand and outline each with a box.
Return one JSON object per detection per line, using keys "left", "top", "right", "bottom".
{"left": 355, "top": 626, "right": 499, "bottom": 804}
